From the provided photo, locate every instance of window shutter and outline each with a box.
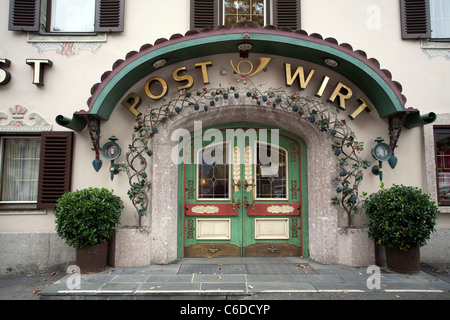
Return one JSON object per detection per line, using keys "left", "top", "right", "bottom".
{"left": 8, "top": 0, "right": 41, "bottom": 32}
{"left": 400, "top": 0, "right": 430, "bottom": 39}
{"left": 37, "top": 131, "right": 74, "bottom": 209}
{"left": 190, "top": 0, "right": 219, "bottom": 30}
{"left": 95, "top": 0, "right": 125, "bottom": 33}
{"left": 273, "top": 0, "right": 301, "bottom": 30}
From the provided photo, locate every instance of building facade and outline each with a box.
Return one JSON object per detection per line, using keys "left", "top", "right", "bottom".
{"left": 1, "top": 0, "right": 449, "bottom": 274}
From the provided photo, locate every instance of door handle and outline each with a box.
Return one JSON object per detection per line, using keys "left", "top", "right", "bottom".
{"left": 244, "top": 196, "right": 255, "bottom": 212}
{"left": 232, "top": 194, "right": 242, "bottom": 211}
{"left": 243, "top": 180, "right": 254, "bottom": 191}
{"left": 232, "top": 179, "right": 241, "bottom": 191}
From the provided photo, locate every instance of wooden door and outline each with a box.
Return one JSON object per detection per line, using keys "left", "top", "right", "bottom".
{"left": 179, "top": 125, "right": 305, "bottom": 257}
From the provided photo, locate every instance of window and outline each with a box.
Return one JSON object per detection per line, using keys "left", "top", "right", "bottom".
{"left": 435, "top": 127, "right": 450, "bottom": 206}
{"left": 8, "top": 0, "right": 124, "bottom": 33}
{"left": 0, "top": 137, "right": 41, "bottom": 203}
{"left": 197, "top": 142, "right": 230, "bottom": 200}
{"left": 224, "top": 0, "right": 265, "bottom": 28}
{"left": 0, "top": 132, "right": 73, "bottom": 212}
{"left": 400, "top": 0, "right": 450, "bottom": 40}
{"left": 430, "top": 0, "right": 450, "bottom": 39}
{"left": 190, "top": 0, "right": 301, "bottom": 30}
{"left": 49, "top": 0, "right": 96, "bottom": 33}
{"left": 255, "top": 142, "right": 287, "bottom": 199}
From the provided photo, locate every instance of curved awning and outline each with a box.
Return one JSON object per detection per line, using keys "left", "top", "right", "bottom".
{"left": 56, "top": 23, "right": 435, "bottom": 131}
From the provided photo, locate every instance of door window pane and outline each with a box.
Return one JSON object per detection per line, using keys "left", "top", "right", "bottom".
{"left": 51, "top": 0, "right": 96, "bottom": 32}
{"left": 224, "top": 0, "right": 265, "bottom": 28}
{"left": 255, "top": 142, "right": 287, "bottom": 199}
{"left": 0, "top": 137, "right": 41, "bottom": 202}
{"left": 197, "top": 143, "right": 230, "bottom": 199}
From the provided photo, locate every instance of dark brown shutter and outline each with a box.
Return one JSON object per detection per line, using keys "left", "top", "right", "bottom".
{"left": 8, "top": 0, "right": 41, "bottom": 32}
{"left": 37, "top": 131, "right": 74, "bottom": 209}
{"left": 273, "top": 0, "right": 301, "bottom": 30}
{"left": 94, "top": 0, "right": 125, "bottom": 32}
{"left": 190, "top": 0, "right": 219, "bottom": 30}
{"left": 400, "top": 0, "right": 431, "bottom": 39}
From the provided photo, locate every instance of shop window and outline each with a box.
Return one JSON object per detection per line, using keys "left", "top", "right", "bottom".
{"left": 190, "top": 0, "right": 301, "bottom": 30}
{"left": 8, "top": 0, "right": 124, "bottom": 34}
{"left": 400, "top": 0, "right": 450, "bottom": 40}
{"left": 435, "top": 127, "right": 450, "bottom": 206}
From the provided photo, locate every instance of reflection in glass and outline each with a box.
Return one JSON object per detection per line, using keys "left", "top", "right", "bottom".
{"left": 197, "top": 143, "right": 229, "bottom": 199}
{"left": 256, "top": 142, "right": 287, "bottom": 199}
{"left": 224, "top": 0, "right": 265, "bottom": 28}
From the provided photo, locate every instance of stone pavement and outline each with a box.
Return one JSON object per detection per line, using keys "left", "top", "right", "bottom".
{"left": 36, "top": 257, "right": 450, "bottom": 300}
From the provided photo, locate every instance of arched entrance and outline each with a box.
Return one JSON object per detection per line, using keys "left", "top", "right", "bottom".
{"left": 178, "top": 123, "right": 308, "bottom": 258}
{"left": 150, "top": 104, "right": 336, "bottom": 264}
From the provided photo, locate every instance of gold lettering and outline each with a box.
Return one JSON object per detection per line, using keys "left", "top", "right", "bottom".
{"left": 0, "top": 59, "right": 11, "bottom": 85}
{"left": 144, "top": 76, "right": 168, "bottom": 100}
{"left": 349, "top": 97, "right": 374, "bottom": 120}
{"left": 121, "top": 92, "right": 142, "bottom": 116}
{"left": 25, "top": 59, "right": 52, "bottom": 85}
{"left": 195, "top": 61, "right": 213, "bottom": 84}
{"left": 328, "top": 82, "right": 352, "bottom": 110}
{"left": 173, "top": 67, "right": 194, "bottom": 90}
{"left": 315, "top": 76, "right": 330, "bottom": 97}
{"left": 285, "top": 63, "right": 315, "bottom": 89}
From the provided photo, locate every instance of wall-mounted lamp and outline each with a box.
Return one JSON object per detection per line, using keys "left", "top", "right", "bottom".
{"left": 371, "top": 136, "right": 392, "bottom": 181}
{"left": 101, "top": 135, "right": 121, "bottom": 181}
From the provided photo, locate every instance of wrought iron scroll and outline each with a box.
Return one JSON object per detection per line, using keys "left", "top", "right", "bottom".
{"left": 85, "top": 115, "right": 102, "bottom": 172}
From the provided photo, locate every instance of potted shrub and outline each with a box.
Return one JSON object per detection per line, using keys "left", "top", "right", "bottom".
{"left": 54, "top": 187, "right": 124, "bottom": 273}
{"left": 363, "top": 184, "right": 439, "bottom": 274}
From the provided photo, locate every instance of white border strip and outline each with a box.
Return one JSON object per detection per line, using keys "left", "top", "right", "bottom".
{"left": 57, "top": 288, "right": 445, "bottom": 295}
{"left": 384, "top": 289, "right": 444, "bottom": 293}
{"left": 261, "top": 289, "right": 365, "bottom": 293}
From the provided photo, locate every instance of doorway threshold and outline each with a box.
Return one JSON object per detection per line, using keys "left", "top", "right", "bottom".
{"left": 177, "top": 257, "right": 314, "bottom": 275}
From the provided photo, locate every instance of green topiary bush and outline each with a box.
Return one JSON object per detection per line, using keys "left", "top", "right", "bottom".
{"left": 363, "top": 184, "right": 439, "bottom": 251}
{"left": 54, "top": 187, "right": 124, "bottom": 248}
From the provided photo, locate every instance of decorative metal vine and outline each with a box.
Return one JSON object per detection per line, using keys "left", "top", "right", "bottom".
{"left": 120, "top": 83, "right": 372, "bottom": 227}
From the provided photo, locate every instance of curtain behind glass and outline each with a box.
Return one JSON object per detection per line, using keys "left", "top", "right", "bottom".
{"left": 1, "top": 138, "right": 41, "bottom": 202}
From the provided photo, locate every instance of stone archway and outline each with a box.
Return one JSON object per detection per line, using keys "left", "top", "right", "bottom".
{"left": 150, "top": 104, "right": 338, "bottom": 265}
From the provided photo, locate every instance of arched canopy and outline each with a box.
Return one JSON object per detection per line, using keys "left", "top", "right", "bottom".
{"left": 56, "top": 24, "right": 435, "bottom": 131}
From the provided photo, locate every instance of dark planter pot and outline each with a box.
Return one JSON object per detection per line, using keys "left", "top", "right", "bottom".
{"left": 76, "top": 241, "right": 109, "bottom": 273}
{"left": 385, "top": 247, "right": 420, "bottom": 274}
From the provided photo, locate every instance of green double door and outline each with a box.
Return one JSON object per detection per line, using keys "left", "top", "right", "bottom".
{"left": 178, "top": 124, "right": 307, "bottom": 257}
